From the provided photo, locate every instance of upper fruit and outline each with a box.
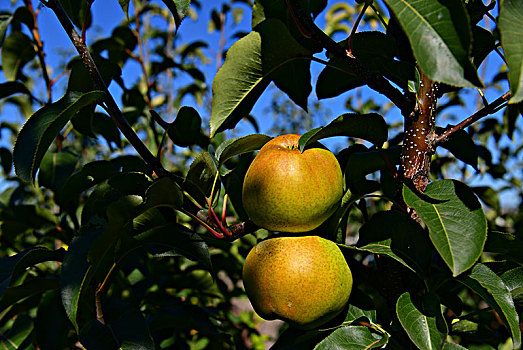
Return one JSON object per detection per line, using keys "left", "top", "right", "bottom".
{"left": 242, "top": 134, "right": 343, "bottom": 233}
{"left": 242, "top": 235, "right": 353, "bottom": 329}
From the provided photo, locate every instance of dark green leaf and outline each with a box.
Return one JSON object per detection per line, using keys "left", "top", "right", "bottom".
{"left": 79, "top": 320, "right": 119, "bottom": 350}
{"left": 60, "top": 0, "right": 92, "bottom": 29}
{"left": 383, "top": 0, "right": 482, "bottom": 88}
{"left": 0, "top": 278, "right": 59, "bottom": 315}
{"left": 61, "top": 219, "right": 105, "bottom": 331}
{"left": 13, "top": 90, "right": 105, "bottom": 183}
{"left": 136, "top": 223, "right": 212, "bottom": 272}
{"left": 316, "top": 56, "right": 364, "bottom": 99}
{"left": 67, "top": 55, "right": 121, "bottom": 93}
{"left": 0, "top": 247, "right": 65, "bottom": 296}
{"left": 443, "top": 343, "right": 468, "bottom": 349}
{"left": 37, "top": 150, "right": 78, "bottom": 192}
{"left": 97, "top": 301, "right": 155, "bottom": 349}
{"left": 35, "top": 290, "right": 71, "bottom": 350}
{"left": 210, "top": 18, "right": 312, "bottom": 136}
{"left": 472, "top": 26, "right": 496, "bottom": 67}
{"left": 299, "top": 113, "right": 388, "bottom": 151}
{"left": 403, "top": 180, "right": 487, "bottom": 276}
{"left": 314, "top": 326, "right": 388, "bottom": 349}
{"left": 12, "top": 6, "right": 34, "bottom": 30}
{"left": 167, "top": 106, "right": 207, "bottom": 147}
{"left": 92, "top": 112, "right": 121, "bottom": 147}
{"left": 271, "top": 327, "right": 327, "bottom": 350}
{"left": 272, "top": 58, "right": 311, "bottom": 111}
{"left": 462, "top": 263, "right": 521, "bottom": 348}
{"left": 0, "top": 81, "right": 31, "bottom": 100}
{"left": 1, "top": 31, "right": 36, "bottom": 81}
{"left": 143, "top": 177, "right": 183, "bottom": 210}
{"left": 396, "top": 292, "right": 446, "bottom": 350}
{"left": 472, "top": 186, "right": 500, "bottom": 212}
{"left": 0, "top": 147, "right": 12, "bottom": 175}
{"left": 344, "top": 304, "right": 377, "bottom": 324}
{"left": 499, "top": 0, "right": 523, "bottom": 103}
{"left": 148, "top": 302, "right": 219, "bottom": 336}
{"left": 344, "top": 240, "right": 413, "bottom": 272}
{"left": 438, "top": 128, "right": 478, "bottom": 169}
{"left": 215, "top": 134, "right": 272, "bottom": 166}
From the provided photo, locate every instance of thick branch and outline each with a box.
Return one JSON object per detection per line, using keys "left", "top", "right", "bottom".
{"left": 400, "top": 70, "right": 438, "bottom": 192}
{"left": 435, "top": 91, "right": 511, "bottom": 145}
{"left": 286, "top": 0, "right": 414, "bottom": 116}
{"left": 42, "top": 0, "right": 169, "bottom": 178}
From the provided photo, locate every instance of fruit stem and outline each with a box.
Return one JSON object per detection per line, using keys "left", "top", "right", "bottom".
{"left": 206, "top": 197, "right": 231, "bottom": 236}
{"left": 181, "top": 208, "right": 224, "bottom": 239}
{"left": 221, "top": 194, "right": 229, "bottom": 229}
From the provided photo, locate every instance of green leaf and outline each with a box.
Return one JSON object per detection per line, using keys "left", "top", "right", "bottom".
{"left": 345, "top": 240, "right": 414, "bottom": 272}
{"left": 499, "top": 0, "right": 523, "bottom": 103}
{"left": 183, "top": 152, "right": 219, "bottom": 203}
{"left": 60, "top": 0, "right": 92, "bottom": 29}
{"left": 299, "top": 113, "right": 388, "bottom": 151}
{"left": 403, "top": 180, "right": 487, "bottom": 276}
{"left": 117, "top": 0, "right": 130, "bottom": 19}
{"left": 438, "top": 128, "right": 478, "bottom": 169}
{"left": 67, "top": 55, "right": 121, "bottom": 93}
{"left": 0, "top": 81, "right": 31, "bottom": 100}
{"left": 210, "top": 18, "right": 312, "bottom": 137}
{"left": 0, "top": 147, "right": 12, "bottom": 175}
{"left": 316, "top": 56, "right": 365, "bottom": 99}
{"left": 0, "top": 314, "right": 33, "bottom": 349}
{"left": 37, "top": 150, "right": 78, "bottom": 192}
{"left": 0, "top": 278, "right": 59, "bottom": 315}
{"left": 148, "top": 301, "right": 219, "bottom": 336}
{"left": 167, "top": 106, "right": 207, "bottom": 147}
{"left": 383, "top": 0, "right": 482, "bottom": 88}
{"left": 443, "top": 343, "right": 468, "bottom": 349}
{"left": 35, "top": 290, "right": 71, "bottom": 350}
{"left": 0, "top": 12, "right": 12, "bottom": 48}
{"left": 215, "top": 134, "right": 272, "bottom": 166}
{"left": 396, "top": 292, "right": 446, "bottom": 350}
{"left": 61, "top": 219, "right": 105, "bottom": 331}
{"left": 1, "top": 31, "right": 36, "bottom": 81}
{"left": 271, "top": 327, "right": 327, "bottom": 350}
{"left": 272, "top": 58, "right": 311, "bottom": 111}
{"left": 462, "top": 263, "right": 521, "bottom": 348}
{"left": 0, "top": 247, "right": 65, "bottom": 296}
{"left": 502, "top": 267, "right": 523, "bottom": 302}
{"left": 143, "top": 177, "right": 184, "bottom": 210}
{"left": 136, "top": 223, "right": 213, "bottom": 272}
{"left": 13, "top": 91, "right": 105, "bottom": 183}
{"left": 162, "top": 0, "right": 190, "bottom": 31}
{"left": 314, "top": 326, "right": 388, "bottom": 349}
{"left": 79, "top": 320, "right": 119, "bottom": 350}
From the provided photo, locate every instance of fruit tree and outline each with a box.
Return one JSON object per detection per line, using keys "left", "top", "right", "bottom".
{"left": 0, "top": 0, "right": 522, "bottom": 349}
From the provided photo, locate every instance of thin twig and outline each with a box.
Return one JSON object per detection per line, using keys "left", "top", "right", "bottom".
{"left": 43, "top": 0, "right": 170, "bottom": 178}
{"left": 435, "top": 91, "right": 511, "bottom": 145}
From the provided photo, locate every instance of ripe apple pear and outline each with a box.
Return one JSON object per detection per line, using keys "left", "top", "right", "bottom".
{"left": 242, "top": 236, "right": 353, "bottom": 329}
{"left": 242, "top": 134, "right": 343, "bottom": 233}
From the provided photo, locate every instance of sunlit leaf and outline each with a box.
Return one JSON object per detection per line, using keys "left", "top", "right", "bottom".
{"left": 462, "top": 263, "right": 521, "bottom": 348}
{"left": 499, "top": 0, "right": 523, "bottom": 103}
{"left": 384, "top": 0, "right": 482, "bottom": 88}
{"left": 314, "top": 326, "right": 388, "bottom": 349}
{"left": 215, "top": 134, "right": 272, "bottom": 166}
{"left": 403, "top": 180, "right": 487, "bottom": 276}
{"left": 210, "top": 18, "right": 312, "bottom": 136}
{"left": 396, "top": 292, "right": 446, "bottom": 350}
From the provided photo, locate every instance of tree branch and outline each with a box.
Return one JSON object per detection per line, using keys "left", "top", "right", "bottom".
{"left": 42, "top": 0, "right": 169, "bottom": 178}
{"left": 285, "top": 0, "right": 414, "bottom": 116}
{"left": 435, "top": 91, "right": 511, "bottom": 145}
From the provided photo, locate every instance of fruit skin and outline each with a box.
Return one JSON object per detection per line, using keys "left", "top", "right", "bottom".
{"left": 242, "top": 236, "right": 352, "bottom": 330}
{"left": 242, "top": 134, "right": 343, "bottom": 233}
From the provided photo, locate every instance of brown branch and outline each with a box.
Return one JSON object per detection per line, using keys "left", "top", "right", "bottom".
{"left": 42, "top": 0, "right": 170, "bottom": 178}
{"left": 285, "top": 0, "right": 414, "bottom": 116}
{"left": 400, "top": 69, "right": 438, "bottom": 193}
{"left": 25, "top": 0, "right": 52, "bottom": 103}
{"left": 435, "top": 91, "right": 511, "bottom": 145}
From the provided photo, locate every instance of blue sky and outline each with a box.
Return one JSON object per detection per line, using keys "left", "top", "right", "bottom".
{"left": 0, "top": 0, "right": 520, "bottom": 209}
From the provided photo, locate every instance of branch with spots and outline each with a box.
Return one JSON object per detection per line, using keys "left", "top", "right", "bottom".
{"left": 400, "top": 70, "right": 438, "bottom": 193}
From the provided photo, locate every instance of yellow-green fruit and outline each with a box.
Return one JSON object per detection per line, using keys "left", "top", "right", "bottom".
{"left": 242, "top": 134, "right": 343, "bottom": 233}
{"left": 242, "top": 236, "right": 352, "bottom": 330}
